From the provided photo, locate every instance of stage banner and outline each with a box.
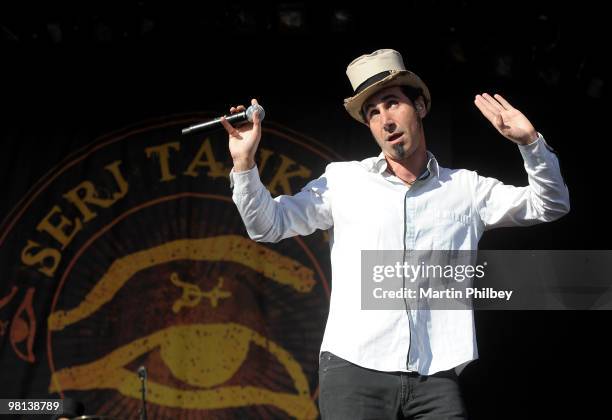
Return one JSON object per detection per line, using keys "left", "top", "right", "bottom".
{"left": 0, "top": 114, "right": 341, "bottom": 419}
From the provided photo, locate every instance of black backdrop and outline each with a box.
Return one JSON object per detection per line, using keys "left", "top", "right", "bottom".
{"left": 1, "top": 1, "right": 609, "bottom": 419}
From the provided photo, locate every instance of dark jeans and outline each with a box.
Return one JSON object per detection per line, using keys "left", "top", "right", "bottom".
{"left": 318, "top": 351, "right": 467, "bottom": 420}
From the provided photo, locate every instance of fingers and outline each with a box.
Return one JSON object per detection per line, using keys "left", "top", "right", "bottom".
{"left": 477, "top": 93, "right": 514, "bottom": 111}
{"left": 493, "top": 94, "right": 514, "bottom": 110}
{"left": 229, "top": 99, "right": 260, "bottom": 115}
{"left": 223, "top": 98, "right": 262, "bottom": 138}
{"left": 229, "top": 105, "right": 246, "bottom": 114}
{"left": 224, "top": 103, "right": 247, "bottom": 135}
{"left": 250, "top": 98, "right": 261, "bottom": 124}
{"left": 474, "top": 95, "right": 498, "bottom": 124}
{"left": 220, "top": 115, "right": 238, "bottom": 135}
{"left": 481, "top": 93, "right": 505, "bottom": 112}
{"left": 250, "top": 98, "right": 262, "bottom": 140}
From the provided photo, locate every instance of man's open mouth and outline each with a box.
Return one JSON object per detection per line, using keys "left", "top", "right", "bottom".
{"left": 387, "top": 133, "right": 403, "bottom": 142}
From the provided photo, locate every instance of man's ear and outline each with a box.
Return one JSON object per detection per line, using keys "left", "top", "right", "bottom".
{"left": 415, "top": 96, "right": 427, "bottom": 118}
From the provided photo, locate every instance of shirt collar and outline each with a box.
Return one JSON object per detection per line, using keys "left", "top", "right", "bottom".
{"left": 372, "top": 151, "right": 440, "bottom": 179}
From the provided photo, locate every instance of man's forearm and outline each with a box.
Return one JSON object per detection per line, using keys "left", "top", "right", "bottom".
{"left": 518, "top": 134, "right": 570, "bottom": 221}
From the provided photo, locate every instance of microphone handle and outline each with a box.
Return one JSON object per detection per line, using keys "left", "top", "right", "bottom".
{"left": 139, "top": 367, "right": 148, "bottom": 420}
{"left": 181, "top": 110, "right": 247, "bottom": 135}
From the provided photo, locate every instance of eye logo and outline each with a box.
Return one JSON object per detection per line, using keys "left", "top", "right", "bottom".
{"left": 49, "top": 236, "right": 318, "bottom": 418}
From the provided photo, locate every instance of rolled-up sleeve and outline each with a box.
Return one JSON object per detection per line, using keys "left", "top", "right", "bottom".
{"left": 474, "top": 134, "right": 570, "bottom": 229}
{"left": 231, "top": 165, "right": 333, "bottom": 242}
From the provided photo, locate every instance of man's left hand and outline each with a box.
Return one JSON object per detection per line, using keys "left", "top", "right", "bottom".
{"left": 474, "top": 93, "right": 538, "bottom": 145}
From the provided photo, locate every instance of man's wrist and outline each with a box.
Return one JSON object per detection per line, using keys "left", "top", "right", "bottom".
{"left": 233, "top": 159, "right": 256, "bottom": 172}
{"left": 517, "top": 130, "right": 539, "bottom": 146}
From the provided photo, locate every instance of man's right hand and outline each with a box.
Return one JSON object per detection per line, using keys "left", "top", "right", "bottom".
{"left": 221, "top": 98, "right": 262, "bottom": 172}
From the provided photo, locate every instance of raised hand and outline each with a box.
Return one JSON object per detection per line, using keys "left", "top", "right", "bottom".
{"left": 474, "top": 93, "right": 538, "bottom": 145}
{"left": 221, "top": 98, "right": 262, "bottom": 172}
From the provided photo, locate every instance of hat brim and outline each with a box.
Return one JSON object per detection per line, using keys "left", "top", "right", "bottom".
{"left": 343, "top": 70, "right": 431, "bottom": 125}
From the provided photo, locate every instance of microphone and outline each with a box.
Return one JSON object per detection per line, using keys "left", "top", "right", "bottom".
{"left": 137, "top": 366, "right": 148, "bottom": 420}
{"left": 137, "top": 365, "right": 147, "bottom": 381}
{"left": 181, "top": 104, "right": 265, "bottom": 135}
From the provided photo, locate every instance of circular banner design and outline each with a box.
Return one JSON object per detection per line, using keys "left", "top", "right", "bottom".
{"left": 0, "top": 113, "right": 342, "bottom": 419}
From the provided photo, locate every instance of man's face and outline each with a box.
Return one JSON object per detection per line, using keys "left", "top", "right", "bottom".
{"left": 363, "top": 85, "right": 426, "bottom": 161}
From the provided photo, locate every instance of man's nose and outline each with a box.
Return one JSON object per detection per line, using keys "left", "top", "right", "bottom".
{"left": 381, "top": 111, "right": 396, "bottom": 132}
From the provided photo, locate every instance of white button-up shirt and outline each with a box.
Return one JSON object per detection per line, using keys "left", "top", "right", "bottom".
{"left": 230, "top": 135, "right": 569, "bottom": 375}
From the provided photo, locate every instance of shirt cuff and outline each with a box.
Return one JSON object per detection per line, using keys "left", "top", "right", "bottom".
{"left": 517, "top": 133, "right": 556, "bottom": 167}
{"left": 229, "top": 165, "right": 263, "bottom": 194}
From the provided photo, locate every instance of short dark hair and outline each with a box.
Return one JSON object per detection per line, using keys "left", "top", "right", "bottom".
{"left": 361, "top": 85, "right": 427, "bottom": 122}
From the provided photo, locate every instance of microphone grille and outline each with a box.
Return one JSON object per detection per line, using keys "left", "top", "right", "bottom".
{"left": 246, "top": 104, "right": 266, "bottom": 122}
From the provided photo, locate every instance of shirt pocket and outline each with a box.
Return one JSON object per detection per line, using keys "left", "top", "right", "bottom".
{"left": 433, "top": 209, "right": 472, "bottom": 249}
